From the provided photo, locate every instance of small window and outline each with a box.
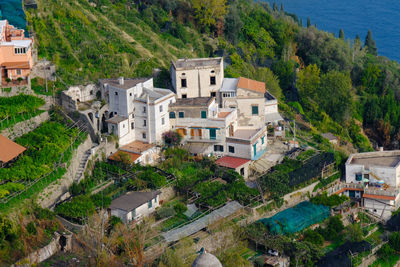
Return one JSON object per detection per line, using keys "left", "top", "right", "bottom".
{"left": 261, "top": 136, "right": 265, "bottom": 145}
{"left": 130, "top": 93, "right": 132, "bottom": 96}
{"left": 143, "top": 120, "right": 147, "bottom": 126}
{"left": 159, "top": 105, "right": 163, "bottom": 112}
{"left": 132, "top": 114, "right": 134, "bottom": 119}
{"left": 181, "top": 78, "right": 187, "bottom": 88}
{"left": 182, "top": 94, "right": 187, "bottom": 99}
{"left": 240, "top": 168, "right": 245, "bottom": 176}
{"left": 201, "top": 111, "right": 207, "bottom": 119}
{"left": 169, "top": 112, "right": 176, "bottom": 118}
{"left": 229, "top": 146, "right": 235, "bottom": 153}
{"left": 179, "top": 112, "right": 184, "bottom": 118}
{"left": 162, "top": 117, "right": 165, "bottom": 125}
{"left": 148, "top": 200, "right": 152, "bottom": 208}
{"left": 16, "top": 69, "right": 22, "bottom": 75}
{"left": 115, "top": 92, "right": 118, "bottom": 96}
{"left": 170, "top": 100, "right": 173, "bottom": 104}
{"left": 123, "top": 124, "right": 125, "bottom": 128}
{"left": 142, "top": 132, "right": 146, "bottom": 139}
{"left": 143, "top": 107, "right": 146, "bottom": 113}
{"left": 211, "top": 70, "right": 215, "bottom": 73}
{"left": 210, "top": 92, "right": 216, "bottom": 97}
{"left": 182, "top": 73, "right": 186, "bottom": 76}
{"left": 131, "top": 122, "right": 134, "bottom": 129}
{"left": 214, "top": 145, "right": 224, "bottom": 152}
{"left": 252, "top": 105, "right": 259, "bottom": 115}
{"left": 210, "top": 76, "right": 216, "bottom": 85}
{"left": 90, "top": 90, "right": 93, "bottom": 95}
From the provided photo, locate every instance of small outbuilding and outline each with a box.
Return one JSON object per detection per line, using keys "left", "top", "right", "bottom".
{"left": 0, "top": 134, "right": 26, "bottom": 167}
{"left": 321, "top": 133, "right": 338, "bottom": 145}
{"left": 109, "top": 191, "right": 160, "bottom": 223}
{"left": 215, "top": 156, "right": 251, "bottom": 179}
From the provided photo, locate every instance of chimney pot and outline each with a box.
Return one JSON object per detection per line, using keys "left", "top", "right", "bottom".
{"left": 379, "top": 147, "right": 384, "bottom": 152}
{"left": 118, "top": 77, "right": 124, "bottom": 85}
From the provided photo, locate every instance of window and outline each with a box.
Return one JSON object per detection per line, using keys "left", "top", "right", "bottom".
{"left": 142, "top": 132, "right": 146, "bottom": 139}
{"left": 16, "top": 69, "right": 22, "bottom": 75}
{"left": 261, "top": 136, "right": 265, "bottom": 145}
{"left": 240, "top": 168, "right": 245, "bottom": 176}
{"left": 214, "top": 145, "right": 224, "bottom": 152}
{"left": 115, "top": 92, "right": 118, "bottom": 96}
{"left": 148, "top": 200, "right": 152, "bottom": 208}
{"left": 131, "top": 122, "right": 134, "bottom": 129}
{"left": 210, "top": 76, "right": 216, "bottom": 85}
{"left": 355, "top": 173, "right": 363, "bottom": 181}
{"left": 182, "top": 94, "right": 187, "bottom": 99}
{"left": 179, "top": 112, "right": 184, "bottom": 118}
{"left": 123, "top": 124, "right": 125, "bottom": 128}
{"left": 169, "top": 112, "right": 176, "bottom": 118}
{"left": 143, "top": 106, "right": 146, "bottom": 113}
{"left": 229, "top": 146, "right": 235, "bottom": 153}
{"left": 201, "top": 111, "right": 207, "bottom": 118}
{"left": 132, "top": 114, "right": 134, "bottom": 119}
{"left": 252, "top": 105, "right": 259, "bottom": 115}
{"left": 129, "top": 93, "right": 132, "bottom": 96}
{"left": 14, "top": 47, "right": 26, "bottom": 54}
{"left": 210, "top": 92, "right": 216, "bottom": 97}
{"left": 170, "top": 100, "right": 173, "bottom": 104}
{"left": 159, "top": 105, "right": 163, "bottom": 112}
{"left": 143, "top": 120, "right": 147, "bottom": 126}
{"left": 211, "top": 70, "right": 215, "bottom": 73}
{"left": 181, "top": 78, "right": 187, "bottom": 88}
{"left": 162, "top": 117, "right": 165, "bottom": 125}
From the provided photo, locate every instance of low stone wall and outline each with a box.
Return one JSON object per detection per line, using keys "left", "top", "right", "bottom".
{"left": 12, "top": 232, "right": 72, "bottom": 267}
{"left": 56, "top": 215, "right": 84, "bottom": 233}
{"left": 159, "top": 186, "right": 175, "bottom": 202}
{"left": 1, "top": 111, "right": 49, "bottom": 140}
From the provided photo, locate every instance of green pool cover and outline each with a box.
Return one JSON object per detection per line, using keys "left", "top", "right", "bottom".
{"left": 258, "top": 201, "right": 330, "bottom": 235}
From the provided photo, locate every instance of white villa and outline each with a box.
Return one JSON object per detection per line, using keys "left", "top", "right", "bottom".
{"left": 335, "top": 150, "right": 400, "bottom": 220}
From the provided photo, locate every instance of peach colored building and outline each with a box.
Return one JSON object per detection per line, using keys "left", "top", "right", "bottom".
{"left": 0, "top": 20, "right": 33, "bottom": 85}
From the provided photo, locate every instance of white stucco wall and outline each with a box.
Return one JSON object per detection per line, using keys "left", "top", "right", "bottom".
{"left": 346, "top": 164, "right": 399, "bottom": 187}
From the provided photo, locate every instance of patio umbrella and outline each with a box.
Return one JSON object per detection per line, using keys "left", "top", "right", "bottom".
{"left": 362, "top": 179, "right": 369, "bottom": 182}
{"left": 377, "top": 180, "right": 385, "bottom": 184}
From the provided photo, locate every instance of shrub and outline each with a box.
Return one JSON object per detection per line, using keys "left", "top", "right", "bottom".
{"left": 109, "top": 216, "right": 123, "bottom": 227}
{"left": 311, "top": 192, "right": 349, "bottom": 207}
{"left": 303, "top": 229, "right": 324, "bottom": 246}
{"left": 377, "top": 243, "right": 395, "bottom": 258}
{"left": 33, "top": 206, "right": 55, "bottom": 220}
{"left": 55, "top": 195, "right": 96, "bottom": 222}
{"left": 343, "top": 224, "right": 363, "bottom": 242}
{"left": 389, "top": 232, "right": 400, "bottom": 252}
{"left": 26, "top": 222, "right": 37, "bottom": 235}
{"left": 162, "top": 130, "right": 182, "bottom": 147}
{"left": 156, "top": 206, "right": 176, "bottom": 220}
{"left": 90, "top": 193, "right": 112, "bottom": 208}
{"left": 174, "top": 202, "right": 187, "bottom": 215}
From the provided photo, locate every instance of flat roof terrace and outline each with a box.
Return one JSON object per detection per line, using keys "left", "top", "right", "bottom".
{"left": 351, "top": 156, "right": 400, "bottom": 168}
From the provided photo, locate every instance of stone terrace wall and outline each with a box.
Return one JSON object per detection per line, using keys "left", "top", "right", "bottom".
{"left": 1, "top": 111, "right": 49, "bottom": 140}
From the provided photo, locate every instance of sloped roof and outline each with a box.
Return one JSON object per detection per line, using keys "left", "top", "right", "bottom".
{"left": 220, "top": 78, "right": 238, "bottom": 92}
{"left": 171, "top": 97, "right": 214, "bottom": 107}
{"left": 0, "top": 134, "right": 26, "bottom": 163}
{"left": 100, "top": 78, "right": 148, "bottom": 90}
{"left": 120, "top": 140, "right": 155, "bottom": 154}
{"left": 237, "top": 77, "right": 265, "bottom": 93}
{"left": 216, "top": 156, "right": 250, "bottom": 169}
{"left": 191, "top": 251, "right": 222, "bottom": 267}
{"left": 109, "top": 191, "right": 160, "bottom": 212}
{"left": 105, "top": 115, "right": 127, "bottom": 124}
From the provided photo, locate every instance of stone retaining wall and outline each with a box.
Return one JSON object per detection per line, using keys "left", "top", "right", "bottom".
{"left": 1, "top": 111, "right": 49, "bottom": 140}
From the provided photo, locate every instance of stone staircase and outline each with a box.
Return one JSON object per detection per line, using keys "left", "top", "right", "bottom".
{"left": 75, "top": 149, "right": 92, "bottom": 183}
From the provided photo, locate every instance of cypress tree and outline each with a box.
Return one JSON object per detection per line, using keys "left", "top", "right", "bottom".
{"left": 280, "top": 3, "right": 284, "bottom": 11}
{"left": 339, "top": 29, "right": 344, "bottom": 40}
{"left": 273, "top": 2, "right": 278, "bottom": 11}
{"left": 365, "top": 30, "right": 377, "bottom": 55}
{"left": 354, "top": 34, "right": 361, "bottom": 48}
{"left": 307, "top": 17, "right": 311, "bottom": 28}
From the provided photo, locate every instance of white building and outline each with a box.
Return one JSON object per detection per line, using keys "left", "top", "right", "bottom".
{"left": 340, "top": 150, "right": 400, "bottom": 220}
{"left": 101, "top": 77, "right": 175, "bottom": 146}
{"left": 109, "top": 191, "right": 160, "bottom": 223}
{"left": 170, "top": 57, "right": 224, "bottom": 99}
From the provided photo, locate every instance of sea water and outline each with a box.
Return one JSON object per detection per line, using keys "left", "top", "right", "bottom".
{"left": 0, "top": 0, "right": 26, "bottom": 30}
{"left": 264, "top": 0, "right": 400, "bottom": 62}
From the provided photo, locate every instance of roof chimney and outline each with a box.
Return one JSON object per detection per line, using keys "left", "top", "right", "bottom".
{"left": 118, "top": 77, "right": 124, "bottom": 85}
{"left": 379, "top": 147, "right": 384, "bottom": 152}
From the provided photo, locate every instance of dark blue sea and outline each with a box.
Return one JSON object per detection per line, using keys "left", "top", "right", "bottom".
{"left": 265, "top": 0, "right": 400, "bottom": 62}
{"left": 0, "top": 0, "right": 26, "bottom": 30}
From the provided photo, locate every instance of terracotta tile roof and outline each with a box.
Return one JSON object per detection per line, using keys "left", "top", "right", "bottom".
{"left": 237, "top": 77, "right": 265, "bottom": 93}
{"left": 108, "top": 150, "right": 141, "bottom": 163}
{"left": 363, "top": 194, "right": 396, "bottom": 201}
{"left": 216, "top": 156, "right": 250, "bottom": 169}
{"left": 0, "top": 134, "right": 26, "bottom": 163}
{"left": 1, "top": 61, "right": 30, "bottom": 69}
{"left": 218, "top": 112, "right": 231, "bottom": 118}
{"left": 120, "top": 141, "right": 155, "bottom": 154}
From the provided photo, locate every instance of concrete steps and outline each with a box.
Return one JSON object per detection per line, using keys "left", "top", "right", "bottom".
{"left": 75, "top": 149, "right": 91, "bottom": 182}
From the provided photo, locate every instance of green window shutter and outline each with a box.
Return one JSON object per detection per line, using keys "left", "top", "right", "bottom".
{"left": 201, "top": 111, "right": 207, "bottom": 118}
{"left": 179, "top": 112, "right": 184, "bottom": 118}
{"left": 169, "top": 112, "right": 176, "bottom": 118}
{"left": 252, "top": 106, "right": 259, "bottom": 115}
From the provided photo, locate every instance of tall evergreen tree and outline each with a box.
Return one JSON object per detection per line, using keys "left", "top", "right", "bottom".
{"left": 307, "top": 17, "right": 311, "bottom": 28}
{"left": 365, "top": 30, "right": 377, "bottom": 55}
{"left": 355, "top": 34, "right": 361, "bottom": 46}
{"left": 280, "top": 3, "right": 284, "bottom": 11}
{"left": 273, "top": 3, "right": 278, "bottom": 11}
{"left": 339, "top": 29, "right": 344, "bottom": 40}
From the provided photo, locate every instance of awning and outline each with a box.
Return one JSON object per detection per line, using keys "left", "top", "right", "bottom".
{"left": 265, "top": 112, "right": 283, "bottom": 123}
{"left": 1, "top": 61, "right": 30, "bottom": 69}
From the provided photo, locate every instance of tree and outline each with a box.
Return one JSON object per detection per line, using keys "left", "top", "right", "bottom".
{"left": 354, "top": 34, "right": 361, "bottom": 48}
{"left": 162, "top": 130, "right": 182, "bottom": 147}
{"left": 318, "top": 70, "right": 353, "bottom": 122}
{"left": 365, "top": 30, "right": 377, "bottom": 55}
{"left": 343, "top": 224, "right": 363, "bottom": 242}
{"left": 192, "top": 0, "right": 227, "bottom": 29}
{"left": 271, "top": 60, "right": 295, "bottom": 91}
{"left": 307, "top": 17, "right": 311, "bottom": 28}
{"left": 254, "top": 67, "right": 282, "bottom": 100}
{"left": 377, "top": 243, "right": 395, "bottom": 258}
{"left": 389, "top": 232, "right": 400, "bottom": 252}
{"left": 224, "top": 4, "right": 243, "bottom": 44}
{"left": 280, "top": 3, "right": 284, "bottom": 12}
{"left": 339, "top": 29, "right": 344, "bottom": 40}
{"left": 297, "top": 64, "right": 320, "bottom": 101}
{"left": 273, "top": 3, "right": 278, "bottom": 11}
{"left": 303, "top": 229, "right": 324, "bottom": 246}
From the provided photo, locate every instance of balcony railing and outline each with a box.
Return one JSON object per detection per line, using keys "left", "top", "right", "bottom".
{"left": 329, "top": 182, "right": 400, "bottom": 198}
{"left": 184, "top": 136, "right": 221, "bottom": 143}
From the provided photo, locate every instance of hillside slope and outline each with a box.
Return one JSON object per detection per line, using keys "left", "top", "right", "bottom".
{"left": 26, "top": 0, "right": 211, "bottom": 84}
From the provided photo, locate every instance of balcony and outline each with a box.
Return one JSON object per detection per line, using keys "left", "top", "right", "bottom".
{"left": 184, "top": 136, "right": 221, "bottom": 143}
{"left": 364, "top": 185, "right": 400, "bottom": 198}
